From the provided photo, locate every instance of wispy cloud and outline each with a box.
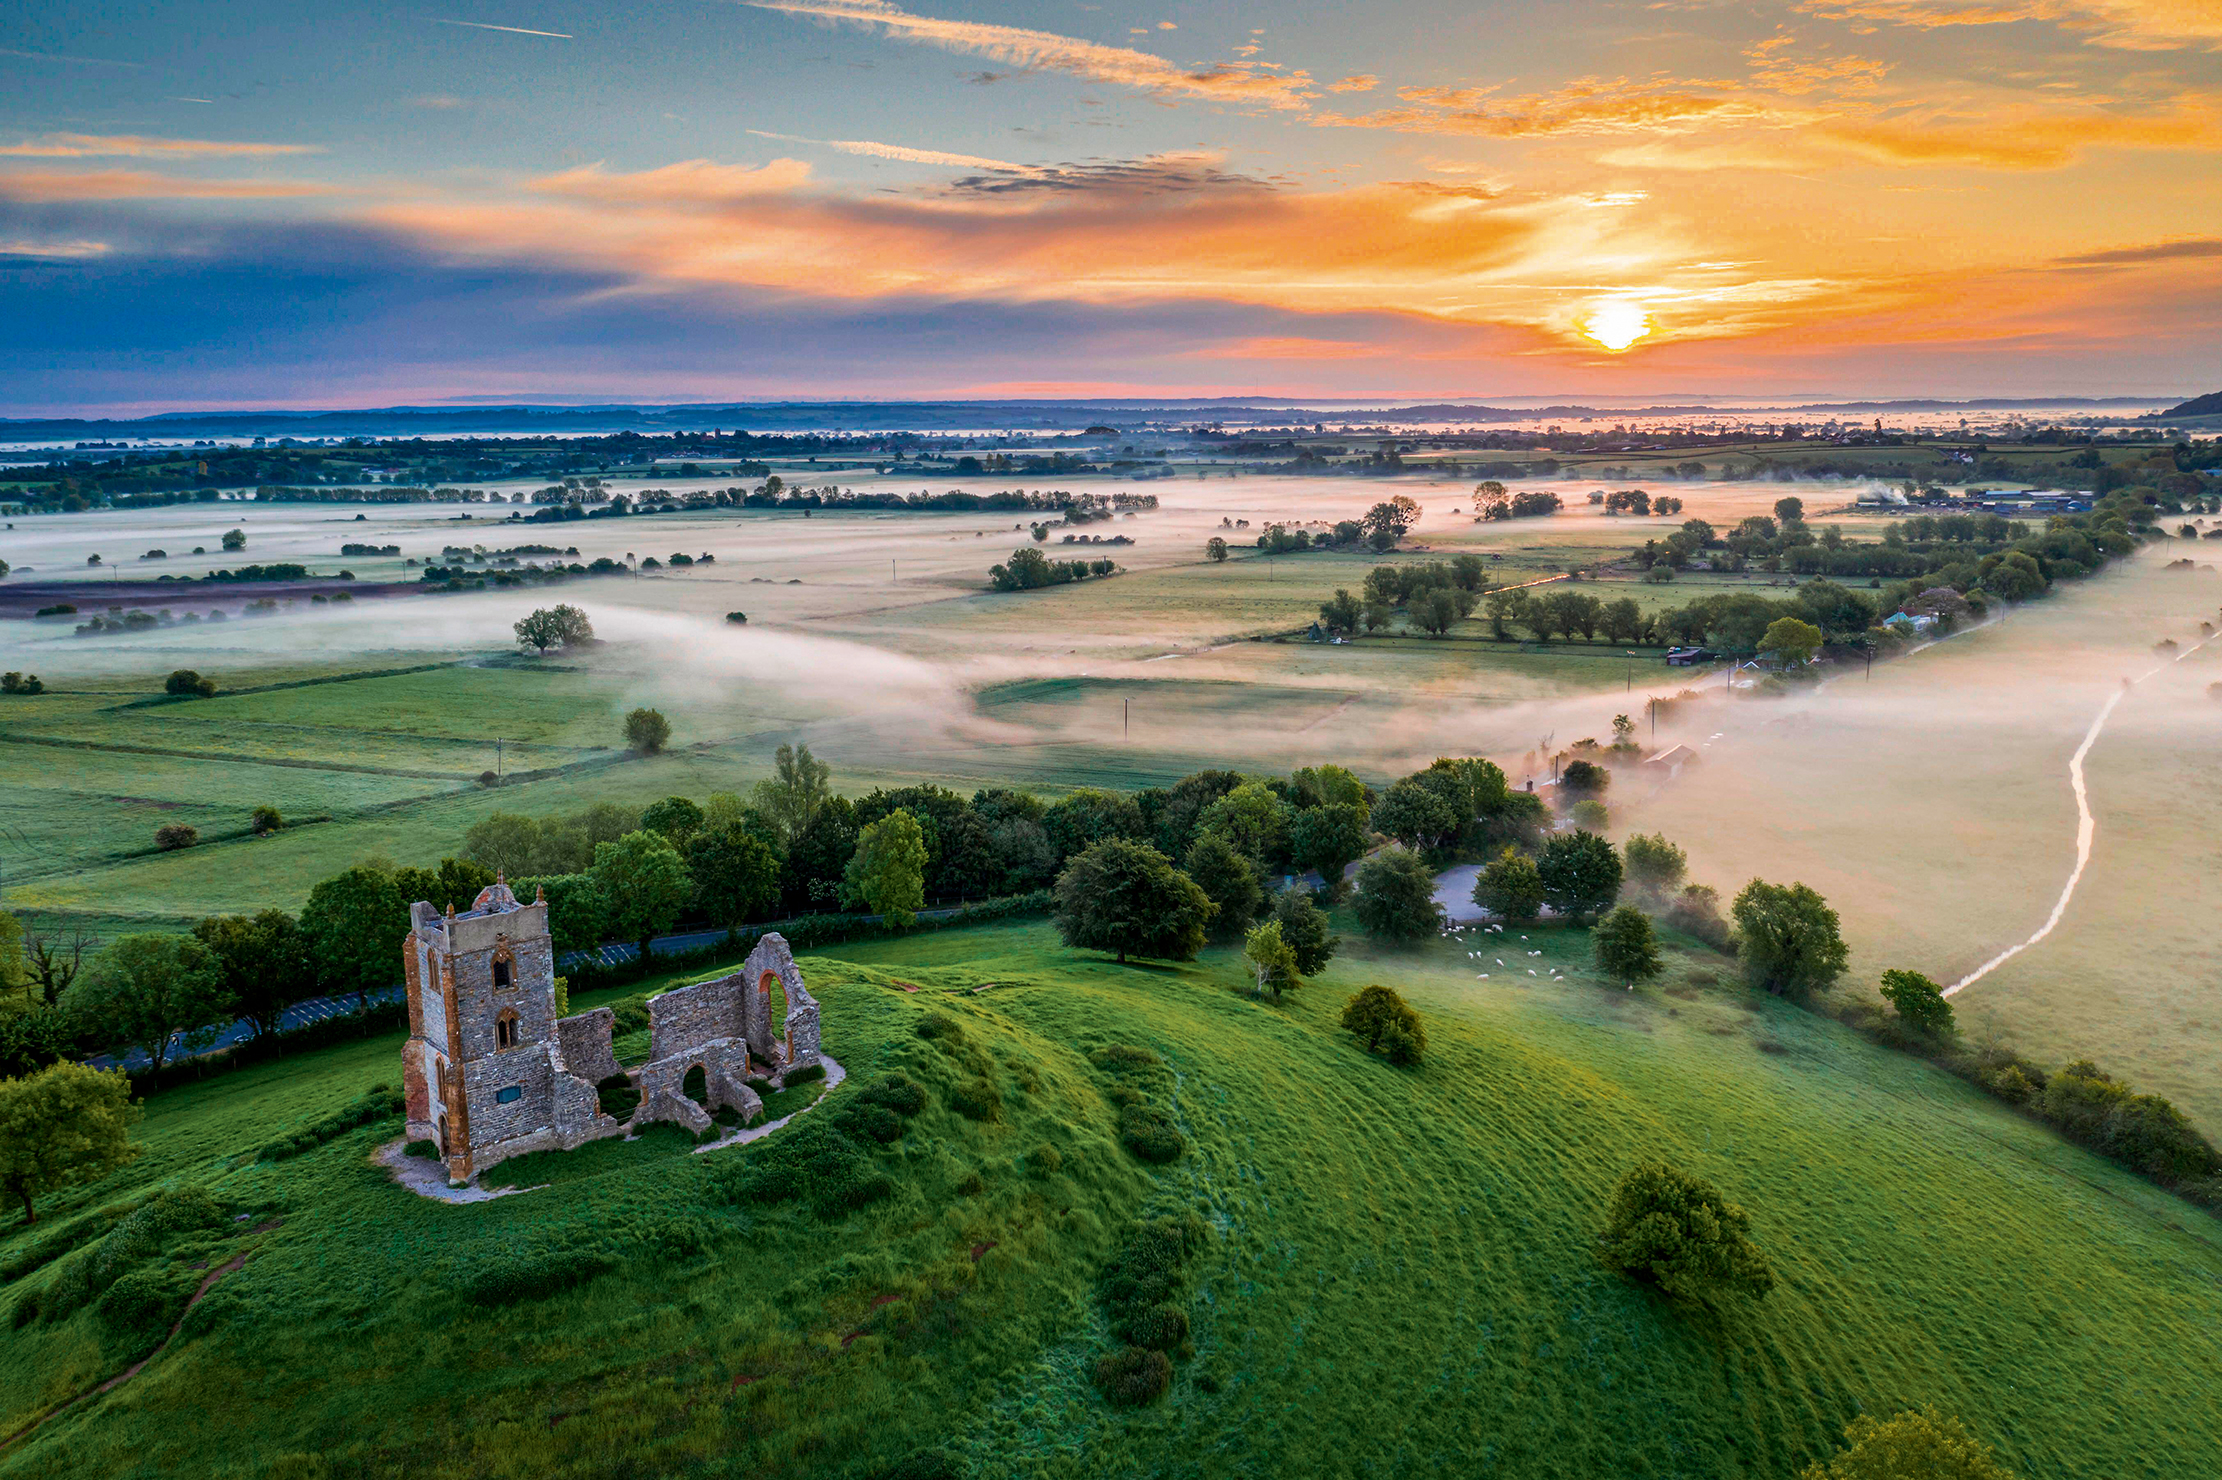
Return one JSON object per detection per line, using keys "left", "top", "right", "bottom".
{"left": 433, "top": 18, "right": 573, "bottom": 39}
{"left": 0, "top": 170, "right": 335, "bottom": 201}
{"left": 0, "top": 134, "right": 320, "bottom": 159}
{"left": 745, "top": 129, "right": 1043, "bottom": 173}
{"left": 0, "top": 237, "right": 110, "bottom": 260}
{"left": 0, "top": 45, "right": 143, "bottom": 68}
{"left": 739, "top": 0, "right": 1315, "bottom": 107}
{"left": 1795, "top": 0, "right": 2222, "bottom": 51}
{"left": 2056, "top": 236, "right": 2222, "bottom": 266}
{"left": 531, "top": 157, "right": 815, "bottom": 204}
{"left": 944, "top": 150, "right": 1269, "bottom": 194}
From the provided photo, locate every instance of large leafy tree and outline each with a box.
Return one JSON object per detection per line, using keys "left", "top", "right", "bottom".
{"left": 1289, "top": 803, "right": 1368, "bottom": 900}
{"left": 1271, "top": 888, "right": 1339, "bottom": 977}
{"left": 1195, "top": 781, "right": 1292, "bottom": 869}
{"left": 1044, "top": 788, "right": 1146, "bottom": 864}
{"left": 1732, "top": 880, "right": 1849, "bottom": 996}
{"left": 640, "top": 795, "right": 705, "bottom": 844}
{"left": 1183, "top": 833, "right": 1262, "bottom": 942}
{"left": 1622, "top": 833, "right": 1688, "bottom": 899}
{"left": 623, "top": 707, "right": 672, "bottom": 754}
{"left": 1353, "top": 847, "right": 1444, "bottom": 944}
{"left": 303, "top": 863, "right": 410, "bottom": 1007}
{"left": 1598, "top": 1159, "right": 1775, "bottom": 1302}
{"left": 1473, "top": 846, "right": 1544, "bottom": 924}
{"left": 1538, "top": 830, "right": 1621, "bottom": 923}
{"left": 1340, "top": 984, "right": 1426, "bottom": 1065}
{"left": 1372, "top": 779, "right": 1460, "bottom": 854}
{"left": 589, "top": 831, "right": 693, "bottom": 953}
{"left": 0, "top": 1062, "right": 140, "bottom": 1224}
{"left": 782, "top": 795, "right": 860, "bottom": 913}
{"left": 461, "top": 812, "right": 543, "bottom": 876}
{"left": 1593, "top": 905, "right": 1663, "bottom": 985}
{"left": 684, "top": 824, "right": 783, "bottom": 930}
{"left": 64, "top": 934, "right": 229, "bottom": 1074}
{"left": 752, "top": 743, "right": 834, "bottom": 845}
{"left": 190, "top": 910, "right": 310, "bottom": 1040}
{"left": 1051, "top": 839, "right": 1211, "bottom": 964}
{"left": 845, "top": 809, "right": 929, "bottom": 927}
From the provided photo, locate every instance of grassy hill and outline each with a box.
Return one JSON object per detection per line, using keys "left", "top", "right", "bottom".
{"left": 3, "top": 918, "right": 2217, "bottom": 1478}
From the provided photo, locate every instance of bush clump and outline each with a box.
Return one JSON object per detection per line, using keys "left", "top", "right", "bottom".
{"left": 1340, "top": 984, "right": 1427, "bottom": 1066}
{"left": 858, "top": 1072, "right": 928, "bottom": 1117}
{"left": 1088, "top": 1043, "right": 1160, "bottom": 1073}
{"left": 1800, "top": 1407, "right": 2017, "bottom": 1480}
{"left": 154, "top": 823, "right": 199, "bottom": 850}
{"left": 1093, "top": 1345, "right": 1172, "bottom": 1407}
{"left": 951, "top": 1077, "right": 1001, "bottom": 1122}
{"left": 718, "top": 1117, "right": 892, "bottom": 1217}
{"left": 1117, "top": 1103, "right": 1186, "bottom": 1163}
{"left": 1598, "top": 1159, "right": 1775, "bottom": 1303}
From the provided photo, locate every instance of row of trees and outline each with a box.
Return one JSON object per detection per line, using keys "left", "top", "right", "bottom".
{"left": 988, "top": 547, "right": 1116, "bottom": 591}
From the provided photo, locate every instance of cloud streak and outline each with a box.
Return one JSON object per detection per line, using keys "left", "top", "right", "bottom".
{"left": 739, "top": 0, "right": 1315, "bottom": 107}
{"left": 433, "top": 19, "right": 573, "bottom": 39}
{"left": 745, "top": 129, "right": 1043, "bottom": 173}
{"left": 0, "top": 134, "right": 320, "bottom": 158}
{"left": 0, "top": 170, "right": 335, "bottom": 201}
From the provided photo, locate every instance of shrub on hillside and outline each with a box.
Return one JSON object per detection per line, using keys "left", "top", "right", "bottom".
{"left": 1598, "top": 1159, "right": 1774, "bottom": 1302}
{"left": 1800, "top": 1407, "right": 2017, "bottom": 1480}
{"left": 249, "top": 805, "right": 282, "bottom": 835}
{"left": 1340, "top": 984, "right": 1426, "bottom": 1066}
{"left": 154, "top": 824, "right": 199, "bottom": 851}
{"left": 1664, "top": 884, "right": 1733, "bottom": 951}
{"left": 1093, "top": 1345, "right": 1172, "bottom": 1407}
{"left": 164, "top": 669, "right": 217, "bottom": 699}
{"left": 950, "top": 1077, "right": 1001, "bottom": 1122}
{"left": 718, "top": 1116, "right": 892, "bottom": 1217}
{"left": 1878, "top": 969, "right": 1954, "bottom": 1037}
{"left": 1117, "top": 1103, "right": 1186, "bottom": 1163}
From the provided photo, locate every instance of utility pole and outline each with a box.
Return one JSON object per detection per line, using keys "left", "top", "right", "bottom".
{"left": 1123, "top": 698, "right": 1128, "bottom": 741}
{"left": 496, "top": 736, "right": 502, "bottom": 779}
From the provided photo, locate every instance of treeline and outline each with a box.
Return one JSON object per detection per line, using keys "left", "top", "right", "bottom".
{"left": 988, "top": 548, "right": 1117, "bottom": 590}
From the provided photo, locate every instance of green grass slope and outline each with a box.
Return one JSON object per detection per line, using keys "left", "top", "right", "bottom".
{"left": 2, "top": 920, "right": 2217, "bottom": 1479}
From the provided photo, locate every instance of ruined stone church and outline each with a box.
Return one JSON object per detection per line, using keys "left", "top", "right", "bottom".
{"left": 401, "top": 878, "right": 822, "bottom": 1184}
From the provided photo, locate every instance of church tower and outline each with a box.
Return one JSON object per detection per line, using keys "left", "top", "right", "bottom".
{"left": 401, "top": 876, "right": 559, "bottom": 1184}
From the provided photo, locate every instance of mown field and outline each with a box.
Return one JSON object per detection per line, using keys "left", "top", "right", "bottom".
{"left": 2, "top": 917, "right": 2217, "bottom": 1479}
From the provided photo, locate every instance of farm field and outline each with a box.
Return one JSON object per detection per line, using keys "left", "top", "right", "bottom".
{"left": 2, "top": 919, "right": 2217, "bottom": 1479}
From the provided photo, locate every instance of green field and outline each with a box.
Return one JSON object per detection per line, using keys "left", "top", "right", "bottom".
{"left": 2, "top": 918, "right": 2216, "bottom": 1478}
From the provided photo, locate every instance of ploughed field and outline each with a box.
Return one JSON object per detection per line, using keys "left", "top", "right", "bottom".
{"left": 2, "top": 919, "right": 2217, "bottom": 1479}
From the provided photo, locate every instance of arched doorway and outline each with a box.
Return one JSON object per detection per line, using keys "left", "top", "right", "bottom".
{"left": 682, "top": 1063, "right": 711, "bottom": 1108}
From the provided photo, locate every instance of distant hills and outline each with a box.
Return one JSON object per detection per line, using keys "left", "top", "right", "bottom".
{"left": 2161, "top": 390, "right": 2222, "bottom": 418}
{"left": 0, "top": 394, "right": 2180, "bottom": 441}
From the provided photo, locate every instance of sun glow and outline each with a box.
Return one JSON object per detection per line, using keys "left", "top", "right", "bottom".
{"left": 1582, "top": 300, "right": 1651, "bottom": 352}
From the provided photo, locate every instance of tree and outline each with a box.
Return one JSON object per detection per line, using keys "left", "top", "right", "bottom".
{"left": 64, "top": 934, "right": 228, "bottom": 1075}
{"left": 1800, "top": 1409, "right": 2015, "bottom": 1480}
{"left": 624, "top": 708, "right": 672, "bottom": 753}
{"left": 1732, "top": 880, "right": 1849, "bottom": 996}
{"left": 0, "top": 914, "right": 28, "bottom": 1013}
{"left": 1474, "top": 846, "right": 1544, "bottom": 923}
{"left": 1243, "top": 920, "right": 1301, "bottom": 1000}
{"left": 513, "top": 608, "right": 567, "bottom": 654}
{"left": 1411, "top": 587, "right": 1461, "bottom": 636}
{"left": 1879, "top": 968, "right": 1955, "bottom": 1037}
{"left": 1594, "top": 905, "right": 1663, "bottom": 984}
{"left": 589, "top": 831, "right": 693, "bottom": 953}
{"left": 1559, "top": 759, "right": 1609, "bottom": 799}
{"left": 1340, "top": 984, "right": 1426, "bottom": 1064}
{"left": 249, "top": 805, "right": 282, "bottom": 835}
{"left": 303, "top": 863, "right": 408, "bottom": 1009}
{"left": 1318, "top": 588, "right": 1362, "bottom": 635}
{"left": 164, "top": 669, "right": 217, "bottom": 698}
{"left": 0, "top": 1062, "right": 140, "bottom": 1224}
{"left": 1183, "top": 833, "right": 1262, "bottom": 942}
{"left": 221, "top": 527, "right": 247, "bottom": 551}
{"left": 1291, "top": 763, "right": 1368, "bottom": 814}
{"left": 190, "top": 910, "right": 309, "bottom": 1040}
{"left": 154, "top": 823, "right": 199, "bottom": 850}
{"left": 1271, "top": 888, "right": 1338, "bottom": 976}
{"left": 639, "top": 795, "right": 704, "bottom": 843}
{"left": 1538, "top": 830, "right": 1622, "bottom": 922}
{"left": 1598, "top": 1159, "right": 1774, "bottom": 1302}
{"left": 752, "top": 743, "right": 833, "bottom": 845}
{"left": 461, "top": 812, "right": 543, "bottom": 876}
{"left": 1044, "top": 787, "right": 1146, "bottom": 862}
{"left": 684, "top": 825, "right": 783, "bottom": 929}
{"left": 1353, "top": 847, "right": 1443, "bottom": 944}
{"left": 1361, "top": 495, "right": 1422, "bottom": 551}
{"left": 1773, "top": 496, "right": 1804, "bottom": 524}
{"left": 845, "top": 809, "right": 929, "bottom": 927}
{"left": 782, "top": 794, "right": 859, "bottom": 913}
{"left": 1051, "top": 839, "right": 1212, "bottom": 963}
{"left": 1205, "top": 537, "right": 1229, "bottom": 563}
{"left": 1195, "top": 781, "right": 1291, "bottom": 867}
{"left": 20, "top": 925, "right": 91, "bottom": 1008}
{"left": 1372, "top": 777, "right": 1460, "bottom": 853}
{"left": 1289, "top": 802, "right": 1367, "bottom": 900}
{"left": 1623, "top": 833, "right": 1688, "bottom": 899}
{"left": 1759, "top": 616, "right": 1824, "bottom": 666}
{"left": 1600, "top": 597, "right": 1646, "bottom": 643}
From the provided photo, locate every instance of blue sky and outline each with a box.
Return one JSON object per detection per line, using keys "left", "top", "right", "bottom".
{"left": 4, "top": 0, "right": 2220, "bottom": 411}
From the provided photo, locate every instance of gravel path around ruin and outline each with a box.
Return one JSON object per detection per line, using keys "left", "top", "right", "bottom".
{"left": 692, "top": 1054, "right": 847, "bottom": 1155}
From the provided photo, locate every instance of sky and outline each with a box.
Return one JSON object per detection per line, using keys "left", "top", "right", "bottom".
{"left": 2, "top": 0, "right": 2219, "bottom": 413}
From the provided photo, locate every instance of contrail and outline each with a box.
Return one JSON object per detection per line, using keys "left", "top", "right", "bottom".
{"left": 434, "top": 19, "right": 573, "bottom": 38}
{"left": 1946, "top": 629, "right": 2217, "bottom": 997}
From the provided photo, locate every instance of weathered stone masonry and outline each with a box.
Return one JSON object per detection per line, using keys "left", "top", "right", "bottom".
{"left": 401, "top": 878, "right": 823, "bottom": 1184}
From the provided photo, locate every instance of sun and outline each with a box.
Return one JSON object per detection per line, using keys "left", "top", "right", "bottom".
{"left": 1582, "top": 300, "right": 1652, "bottom": 352}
